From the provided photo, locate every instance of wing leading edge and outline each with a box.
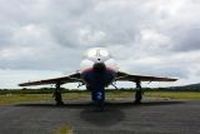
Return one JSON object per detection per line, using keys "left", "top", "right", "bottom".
{"left": 19, "top": 71, "right": 177, "bottom": 87}
{"left": 19, "top": 73, "right": 82, "bottom": 87}
{"left": 116, "top": 71, "right": 177, "bottom": 82}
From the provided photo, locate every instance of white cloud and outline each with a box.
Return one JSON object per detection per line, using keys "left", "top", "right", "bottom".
{"left": 0, "top": 0, "right": 200, "bottom": 88}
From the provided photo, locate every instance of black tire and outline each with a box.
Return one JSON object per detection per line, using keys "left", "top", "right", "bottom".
{"left": 135, "top": 90, "right": 142, "bottom": 104}
{"left": 55, "top": 92, "right": 64, "bottom": 105}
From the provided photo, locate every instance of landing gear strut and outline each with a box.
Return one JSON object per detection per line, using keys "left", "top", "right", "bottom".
{"left": 53, "top": 82, "right": 64, "bottom": 105}
{"left": 135, "top": 80, "right": 143, "bottom": 104}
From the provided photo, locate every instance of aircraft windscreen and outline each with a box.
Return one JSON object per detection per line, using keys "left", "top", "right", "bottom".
{"left": 99, "top": 49, "right": 109, "bottom": 57}
{"left": 80, "top": 48, "right": 118, "bottom": 72}
{"left": 86, "top": 48, "right": 111, "bottom": 62}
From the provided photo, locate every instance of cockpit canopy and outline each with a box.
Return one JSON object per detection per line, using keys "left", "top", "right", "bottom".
{"left": 85, "top": 47, "right": 111, "bottom": 63}
{"left": 80, "top": 47, "right": 118, "bottom": 72}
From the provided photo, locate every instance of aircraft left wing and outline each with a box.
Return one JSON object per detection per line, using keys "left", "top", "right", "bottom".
{"left": 116, "top": 71, "right": 177, "bottom": 82}
{"left": 19, "top": 73, "right": 82, "bottom": 86}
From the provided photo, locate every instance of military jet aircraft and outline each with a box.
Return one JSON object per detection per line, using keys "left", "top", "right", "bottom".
{"left": 19, "top": 48, "right": 177, "bottom": 107}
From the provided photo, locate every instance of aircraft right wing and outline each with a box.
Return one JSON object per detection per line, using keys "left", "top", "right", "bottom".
{"left": 116, "top": 71, "right": 177, "bottom": 82}
{"left": 19, "top": 72, "right": 82, "bottom": 87}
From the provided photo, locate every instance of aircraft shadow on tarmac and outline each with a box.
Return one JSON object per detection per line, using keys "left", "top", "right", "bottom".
{"left": 15, "top": 100, "right": 185, "bottom": 109}
{"left": 80, "top": 107, "right": 125, "bottom": 126}
{"left": 15, "top": 101, "right": 185, "bottom": 126}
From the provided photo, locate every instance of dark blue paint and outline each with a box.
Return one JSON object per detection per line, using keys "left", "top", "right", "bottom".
{"left": 91, "top": 88, "right": 105, "bottom": 103}
{"left": 82, "top": 69, "right": 115, "bottom": 103}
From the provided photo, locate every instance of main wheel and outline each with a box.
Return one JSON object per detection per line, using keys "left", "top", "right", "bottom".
{"left": 135, "top": 90, "right": 142, "bottom": 104}
{"left": 54, "top": 91, "right": 64, "bottom": 105}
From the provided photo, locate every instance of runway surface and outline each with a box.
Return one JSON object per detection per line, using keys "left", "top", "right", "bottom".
{"left": 0, "top": 99, "right": 200, "bottom": 134}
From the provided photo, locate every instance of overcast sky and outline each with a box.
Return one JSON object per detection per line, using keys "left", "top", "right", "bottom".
{"left": 0, "top": 0, "right": 200, "bottom": 89}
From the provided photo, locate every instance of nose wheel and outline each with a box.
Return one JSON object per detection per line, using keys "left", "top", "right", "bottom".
{"left": 134, "top": 80, "right": 143, "bottom": 104}
{"left": 91, "top": 88, "right": 105, "bottom": 111}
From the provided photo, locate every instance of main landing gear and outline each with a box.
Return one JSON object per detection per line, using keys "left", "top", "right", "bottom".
{"left": 134, "top": 80, "right": 143, "bottom": 104}
{"left": 53, "top": 82, "right": 64, "bottom": 105}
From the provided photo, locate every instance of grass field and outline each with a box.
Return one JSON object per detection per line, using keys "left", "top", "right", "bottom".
{"left": 54, "top": 124, "right": 73, "bottom": 134}
{"left": 145, "top": 91, "right": 200, "bottom": 100}
{"left": 0, "top": 91, "right": 200, "bottom": 105}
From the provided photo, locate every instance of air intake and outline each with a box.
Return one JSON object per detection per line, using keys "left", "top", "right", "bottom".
{"left": 93, "top": 63, "right": 106, "bottom": 72}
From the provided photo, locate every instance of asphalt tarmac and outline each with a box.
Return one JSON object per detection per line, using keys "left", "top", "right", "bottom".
{"left": 0, "top": 99, "right": 200, "bottom": 134}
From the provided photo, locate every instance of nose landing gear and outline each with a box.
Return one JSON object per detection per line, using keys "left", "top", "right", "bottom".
{"left": 91, "top": 88, "right": 105, "bottom": 111}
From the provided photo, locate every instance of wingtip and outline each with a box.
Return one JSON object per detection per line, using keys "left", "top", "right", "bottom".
{"left": 18, "top": 83, "right": 25, "bottom": 87}
{"left": 170, "top": 78, "right": 178, "bottom": 82}
{"left": 18, "top": 82, "right": 29, "bottom": 87}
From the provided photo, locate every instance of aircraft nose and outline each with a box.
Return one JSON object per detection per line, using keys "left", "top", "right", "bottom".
{"left": 93, "top": 62, "right": 106, "bottom": 72}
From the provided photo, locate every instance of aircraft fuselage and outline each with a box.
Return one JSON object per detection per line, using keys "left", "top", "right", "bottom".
{"left": 80, "top": 48, "right": 118, "bottom": 104}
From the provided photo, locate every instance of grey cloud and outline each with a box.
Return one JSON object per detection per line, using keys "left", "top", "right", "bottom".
{"left": 0, "top": 0, "right": 199, "bottom": 87}
{"left": 0, "top": 28, "right": 12, "bottom": 47}
{"left": 122, "top": 59, "right": 190, "bottom": 79}
{"left": 172, "top": 28, "right": 200, "bottom": 51}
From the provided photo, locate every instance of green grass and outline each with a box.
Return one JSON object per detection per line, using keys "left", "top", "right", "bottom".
{"left": 0, "top": 94, "right": 50, "bottom": 105}
{"left": 0, "top": 92, "right": 90, "bottom": 105}
{"left": 145, "top": 91, "right": 200, "bottom": 100}
{"left": 54, "top": 124, "right": 73, "bottom": 134}
{"left": 0, "top": 91, "right": 200, "bottom": 105}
